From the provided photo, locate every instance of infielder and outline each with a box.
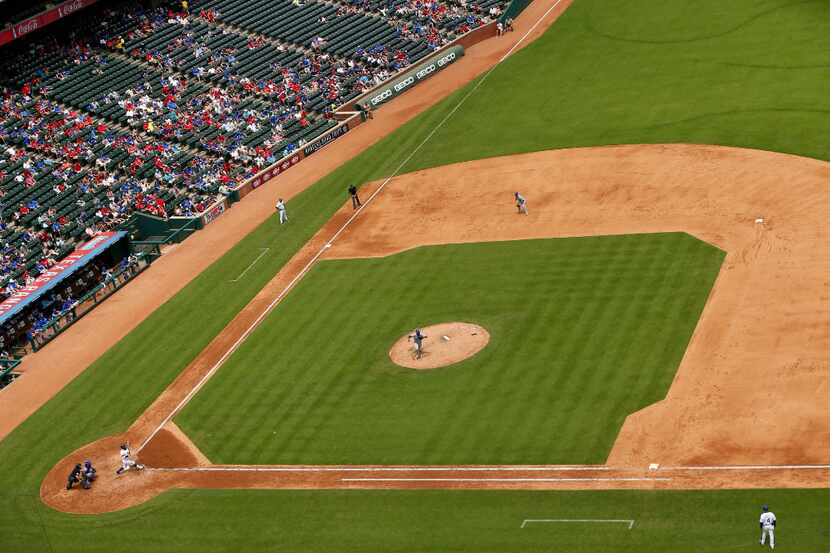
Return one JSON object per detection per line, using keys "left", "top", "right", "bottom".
{"left": 409, "top": 328, "right": 427, "bottom": 359}
{"left": 275, "top": 198, "right": 288, "bottom": 224}
{"left": 759, "top": 505, "right": 776, "bottom": 549}
{"left": 115, "top": 443, "right": 144, "bottom": 475}
{"left": 514, "top": 192, "right": 528, "bottom": 214}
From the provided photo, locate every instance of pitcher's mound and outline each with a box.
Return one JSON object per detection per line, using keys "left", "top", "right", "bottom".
{"left": 389, "top": 322, "right": 490, "bottom": 370}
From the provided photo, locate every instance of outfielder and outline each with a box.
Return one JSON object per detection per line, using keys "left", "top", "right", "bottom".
{"left": 275, "top": 198, "right": 288, "bottom": 224}
{"left": 759, "top": 505, "right": 776, "bottom": 549}
{"left": 409, "top": 328, "right": 427, "bottom": 359}
{"left": 514, "top": 192, "right": 528, "bottom": 214}
{"left": 115, "top": 443, "right": 144, "bottom": 475}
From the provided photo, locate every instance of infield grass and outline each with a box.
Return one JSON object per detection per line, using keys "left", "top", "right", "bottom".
{"left": 2, "top": 0, "right": 830, "bottom": 549}
{"left": 177, "top": 233, "right": 723, "bottom": 465}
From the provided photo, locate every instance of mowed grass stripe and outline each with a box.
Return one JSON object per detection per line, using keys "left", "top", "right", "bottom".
{"left": 399, "top": 0, "right": 830, "bottom": 174}
{"left": 5, "top": 0, "right": 829, "bottom": 548}
{"left": 177, "top": 234, "right": 724, "bottom": 465}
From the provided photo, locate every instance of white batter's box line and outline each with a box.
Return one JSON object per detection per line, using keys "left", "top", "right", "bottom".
{"left": 339, "top": 477, "right": 671, "bottom": 483}
{"left": 521, "top": 519, "right": 636, "bottom": 530}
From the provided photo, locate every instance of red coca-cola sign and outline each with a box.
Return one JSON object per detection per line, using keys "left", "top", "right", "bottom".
{"left": 59, "top": 0, "right": 88, "bottom": 17}
{"left": 13, "top": 18, "right": 40, "bottom": 38}
{"left": 2, "top": 0, "right": 99, "bottom": 45}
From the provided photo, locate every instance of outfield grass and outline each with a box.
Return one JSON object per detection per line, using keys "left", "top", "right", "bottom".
{"left": 1, "top": 0, "right": 829, "bottom": 550}
{"left": 402, "top": 0, "right": 830, "bottom": 172}
{"left": 177, "top": 233, "right": 723, "bottom": 465}
{"left": 7, "top": 488, "right": 830, "bottom": 552}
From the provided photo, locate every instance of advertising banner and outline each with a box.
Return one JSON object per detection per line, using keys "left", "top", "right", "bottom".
{"left": 303, "top": 123, "right": 349, "bottom": 157}
{"left": 0, "top": 231, "right": 125, "bottom": 325}
{"left": 0, "top": 0, "right": 100, "bottom": 47}
{"left": 201, "top": 199, "right": 228, "bottom": 226}
{"left": 357, "top": 46, "right": 465, "bottom": 110}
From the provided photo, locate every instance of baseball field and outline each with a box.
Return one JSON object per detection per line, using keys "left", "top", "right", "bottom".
{"left": 3, "top": 0, "right": 830, "bottom": 551}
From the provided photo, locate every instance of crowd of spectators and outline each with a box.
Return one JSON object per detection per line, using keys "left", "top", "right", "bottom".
{"left": 336, "top": 0, "right": 501, "bottom": 49}
{"left": 0, "top": 0, "right": 508, "bottom": 360}
{"left": 1, "top": 86, "right": 252, "bottom": 216}
{"left": 112, "top": 8, "right": 412, "bottom": 118}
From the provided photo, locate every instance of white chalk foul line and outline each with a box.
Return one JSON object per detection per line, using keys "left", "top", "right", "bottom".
{"left": 521, "top": 519, "right": 636, "bottom": 530}
{"left": 340, "top": 477, "right": 671, "bottom": 483}
{"left": 146, "top": 464, "right": 830, "bottom": 475}
{"left": 229, "top": 248, "right": 269, "bottom": 282}
{"left": 135, "top": 0, "right": 568, "bottom": 454}
{"left": 149, "top": 465, "right": 615, "bottom": 473}
{"left": 665, "top": 464, "right": 830, "bottom": 471}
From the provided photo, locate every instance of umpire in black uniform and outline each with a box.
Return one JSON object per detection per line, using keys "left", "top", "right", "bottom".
{"left": 348, "top": 184, "right": 361, "bottom": 209}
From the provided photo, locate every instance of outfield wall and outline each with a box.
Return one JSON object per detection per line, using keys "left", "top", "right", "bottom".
{"left": 355, "top": 46, "right": 466, "bottom": 111}
{"left": 232, "top": 113, "right": 365, "bottom": 202}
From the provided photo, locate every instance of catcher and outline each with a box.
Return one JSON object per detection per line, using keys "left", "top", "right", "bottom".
{"left": 81, "top": 460, "right": 97, "bottom": 489}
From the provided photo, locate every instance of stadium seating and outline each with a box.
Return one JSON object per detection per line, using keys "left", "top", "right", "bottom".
{"left": 0, "top": 0, "right": 506, "bottom": 354}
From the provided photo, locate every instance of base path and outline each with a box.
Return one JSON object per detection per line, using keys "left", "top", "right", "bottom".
{"left": 41, "top": 143, "right": 830, "bottom": 514}
{"left": 328, "top": 144, "right": 830, "bottom": 468}
{"left": 0, "top": 0, "right": 574, "bottom": 441}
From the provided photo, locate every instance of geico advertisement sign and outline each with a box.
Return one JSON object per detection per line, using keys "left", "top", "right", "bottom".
{"left": 393, "top": 76, "right": 415, "bottom": 92}
{"left": 416, "top": 51, "right": 457, "bottom": 79}
{"left": 370, "top": 89, "right": 393, "bottom": 106}
{"left": 369, "top": 50, "right": 460, "bottom": 106}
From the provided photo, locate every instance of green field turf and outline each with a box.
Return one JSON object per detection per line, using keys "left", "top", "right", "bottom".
{"left": 6, "top": 488, "right": 830, "bottom": 552}
{"left": 177, "top": 233, "right": 723, "bottom": 465}
{"left": 403, "top": 0, "right": 830, "bottom": 171}
{"left": 2, "top": 0, "right": 829, "bottom": 550}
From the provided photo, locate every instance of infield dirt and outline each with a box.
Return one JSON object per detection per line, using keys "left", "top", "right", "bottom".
{"left": 18, "top": 0, "right": 830, "bottom": 517}
{"left": 40, "top": 143, "right": 830, "bottom": 514}
{"left": 0, "top": 0, "right": 575, "bottom": 442}
{"left": 328, "top": 144, "right": 830, "bottom": 469}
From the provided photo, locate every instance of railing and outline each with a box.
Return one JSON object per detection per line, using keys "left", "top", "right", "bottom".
{"left": 0, "top": 357, "right": 21, "bottom": 387}
{"left": 26, "top": 253, "right": 153, "bottom": 353}
{"left": 500, "top": 0, "right": 532, "bottom": 23}
{"left": 132, "top": 214, "right": 200, "bottom": 247}
{"left": 129, "top": 241, "right": 162, "bottom": 260}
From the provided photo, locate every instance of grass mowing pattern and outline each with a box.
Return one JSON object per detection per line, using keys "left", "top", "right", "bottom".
{"left": 177, "top": 233, "right": 724, "bottom": 465}
{"left": 398, "top": 0, "right": 830, "bottom": 172}
{"left": 0, "top": 0, "right": 827, "bottom": 549}
{"left": 7, "top": 488, "right": 830, "bottom": 553}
